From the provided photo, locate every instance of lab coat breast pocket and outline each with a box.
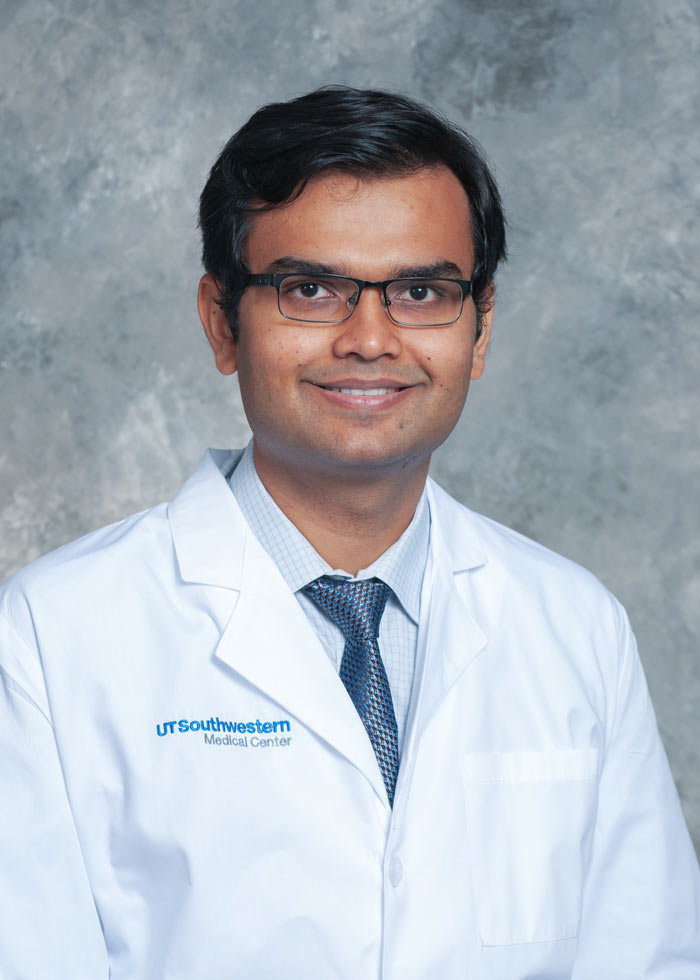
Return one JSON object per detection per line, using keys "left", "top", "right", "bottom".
{"left": 463, "top": 748, "right": 599, "bottom": 946}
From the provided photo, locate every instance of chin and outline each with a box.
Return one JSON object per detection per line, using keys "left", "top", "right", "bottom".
{"left": 306, "top": 436, "right": 434, "bottom": 475}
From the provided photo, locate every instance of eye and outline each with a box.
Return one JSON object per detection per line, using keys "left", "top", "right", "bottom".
{"left": 299, "top": 281, "right": 331, "bottom": 299}
{"left": 282, "top": 278, "right": 336, "bottom": 301}
{"left": 392, "top": 280, "right": 444, "bottom": 303}
{"left": 407, "top": 284, "right": 431, "bottom": 302}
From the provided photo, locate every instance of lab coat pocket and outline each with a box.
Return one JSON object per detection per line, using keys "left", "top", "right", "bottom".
{"left": 463, "top": 747, "right": 598, "bottom": 946}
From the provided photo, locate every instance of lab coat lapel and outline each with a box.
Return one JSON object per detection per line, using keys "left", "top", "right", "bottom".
{"left": 169, "top": 450, "right": 389, "bottom": 805}
{"left": 405, "top": 480, "right": 490, "bottom": 745}
{"left": 216, "top": 547, "right": 388, "bottom": 804}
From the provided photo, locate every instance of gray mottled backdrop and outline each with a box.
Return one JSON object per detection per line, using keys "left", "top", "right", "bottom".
{"left": 1, "top": 0, "right": 699, "bottom": 852}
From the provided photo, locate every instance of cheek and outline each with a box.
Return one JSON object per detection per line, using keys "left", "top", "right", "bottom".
{"left": 417, "top": 336, "right": 475, "bottom": 396}
{"left": 235, "top": 327, "right": 319, "bottom": 402}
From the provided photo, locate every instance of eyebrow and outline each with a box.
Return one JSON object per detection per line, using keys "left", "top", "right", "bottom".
{"left": 267, "top": 257, "right": 338, "bottom": 275}
{"left": 266, "top": 256, "right": 467, "bottom": 279}
{"left": 391, "top": 260, "right": 465, "bottom": 280}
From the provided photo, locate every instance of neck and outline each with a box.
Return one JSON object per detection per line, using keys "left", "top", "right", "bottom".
{"left": 252, "top": 445, "right": 429, "bottom": 575}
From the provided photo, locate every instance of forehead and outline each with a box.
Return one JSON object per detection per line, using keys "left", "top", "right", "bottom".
{"left": 243, "top": 166, "right": 474, "bottom": 277}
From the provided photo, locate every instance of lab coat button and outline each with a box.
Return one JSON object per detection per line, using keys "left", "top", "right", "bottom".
{"left": 388, "top": 855, "right": 403, "bottom": 886}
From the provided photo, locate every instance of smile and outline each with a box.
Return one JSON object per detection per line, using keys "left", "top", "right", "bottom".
{"left": 309, "top": 382, "right": 417, "bottom": 411}
{"left": 319, "top": 386, "right": 407, "bottom": 395}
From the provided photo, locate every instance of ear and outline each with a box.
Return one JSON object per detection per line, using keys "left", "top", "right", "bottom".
{"left": 198, "top": 274, "right": 238, "bottom": 375}
{"left": 470, "top": 284, "right": 494, "bottom": 381}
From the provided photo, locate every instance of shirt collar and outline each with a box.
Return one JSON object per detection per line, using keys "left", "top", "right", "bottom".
{"left": 229, "top": 441, "right": 430, "bottom": 624}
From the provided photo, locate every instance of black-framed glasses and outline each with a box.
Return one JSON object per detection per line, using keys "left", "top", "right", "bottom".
{"left": 244, "top": 272, "right": 472, "bottom": 327}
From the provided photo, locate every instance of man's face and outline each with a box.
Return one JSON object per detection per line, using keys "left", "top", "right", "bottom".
{"left": 200, "top": 166, "right": 492, "bottom": 483}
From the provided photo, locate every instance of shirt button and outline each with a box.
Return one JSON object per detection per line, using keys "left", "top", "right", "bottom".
{"left": 388, "top": 855, "right": 403, "bottom": 887}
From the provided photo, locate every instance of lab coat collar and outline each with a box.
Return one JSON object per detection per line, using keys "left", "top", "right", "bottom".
{"left": 168, "top": 449, "right": 248, "bottom": 590}
{"left": 169, "top": 452, "right": 490, "bottom": 588}
{"left": 425, "top": 476, "right": 488, "bottom": 574}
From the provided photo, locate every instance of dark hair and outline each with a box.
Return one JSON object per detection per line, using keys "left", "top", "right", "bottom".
{"left": 199, "top": 86, "right": 506, "bottom": 340}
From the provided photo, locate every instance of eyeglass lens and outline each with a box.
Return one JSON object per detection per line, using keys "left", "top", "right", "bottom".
{"left": 277, "top": 275, "right": 464, "bottom": 325}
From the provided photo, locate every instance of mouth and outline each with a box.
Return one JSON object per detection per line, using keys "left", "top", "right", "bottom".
{"left": 316, "top": 385, "right": 410, "bottom": 395}
{"left": 307, "top": 380, "right": 417, "bottom": 410}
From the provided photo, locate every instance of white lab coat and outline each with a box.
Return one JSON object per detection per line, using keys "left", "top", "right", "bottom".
{"left": 1, "top": 449, "right": 698, "bottom": 980}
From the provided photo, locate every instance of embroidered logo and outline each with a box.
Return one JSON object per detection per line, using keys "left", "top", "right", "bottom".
{"left": 155, "top": 716, "right": 292, "bottom": 748}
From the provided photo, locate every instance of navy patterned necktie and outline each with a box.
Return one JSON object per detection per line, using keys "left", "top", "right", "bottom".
{"left": 303, "top": 576, "right": 399, "bottom": 806}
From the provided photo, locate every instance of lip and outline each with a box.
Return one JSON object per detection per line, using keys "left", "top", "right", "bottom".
{"left": 305, "top": 378, "right": 419, "bottom": 410}
{"left": 310, "top": 377, "right": 418, "bottom": 391}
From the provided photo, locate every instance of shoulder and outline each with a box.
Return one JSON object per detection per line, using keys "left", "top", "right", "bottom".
{"left": 0, "top": 502, "right": 170, "bottom": 627}
{"left": 427, "top": 478, "right": 621, "bottom": 624}
{"left": 0, "top": 449, "right": 242, "bottom": 634}
{"left": 426, "top": 480, "right": 635, "bottom": 709}
{"left": 0, "top": 503, "right": 173, "bottom": 706}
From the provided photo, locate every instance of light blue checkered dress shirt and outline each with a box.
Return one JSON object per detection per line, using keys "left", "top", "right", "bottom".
{"left": 229, "top": 441, "right": 430, "bottom": 752}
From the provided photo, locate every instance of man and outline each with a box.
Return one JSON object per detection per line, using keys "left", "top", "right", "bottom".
{"left": 1, "top": 87, "right": 698, "bottom": 979}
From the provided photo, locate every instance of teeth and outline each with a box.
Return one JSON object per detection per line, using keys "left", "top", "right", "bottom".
{"left": 331, "top": 387, "right": 396, "bottom": 395}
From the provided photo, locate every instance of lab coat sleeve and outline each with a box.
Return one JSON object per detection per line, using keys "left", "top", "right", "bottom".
{"left": 0, "top": 611, "right": 109, "bottom": 980}
{"left": 571, "top": 598, "right": 700, "bottom": 978}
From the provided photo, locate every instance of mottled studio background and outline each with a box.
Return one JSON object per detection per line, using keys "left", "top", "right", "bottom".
{"left": 1, "top": 0, "right": 698, "bottom": 852}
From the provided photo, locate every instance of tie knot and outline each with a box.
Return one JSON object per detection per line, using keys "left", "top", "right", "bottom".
{"left": 303, "top": 577, "right": 392, "bottom": 642}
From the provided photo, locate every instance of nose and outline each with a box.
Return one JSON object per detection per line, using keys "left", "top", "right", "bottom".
{"left": 332, "top": 285, "right": 402, "bottom": 361}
